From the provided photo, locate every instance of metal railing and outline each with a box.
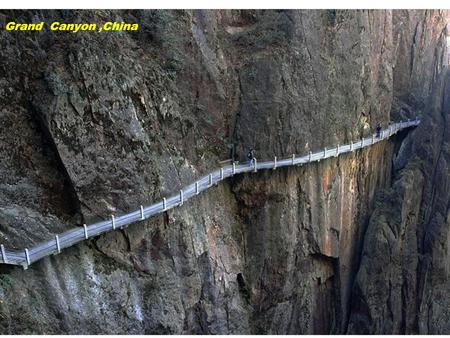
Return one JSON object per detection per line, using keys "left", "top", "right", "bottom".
{"left": 0, "top": 119, "right": 420, "bottom": 269}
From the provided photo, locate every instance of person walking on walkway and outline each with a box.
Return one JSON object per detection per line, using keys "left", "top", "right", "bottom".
{"left": 247, "top": 148, "right": 256, "bottom": 166}
{"left": 376, "top": 122, "right": 382, "bottom": 138}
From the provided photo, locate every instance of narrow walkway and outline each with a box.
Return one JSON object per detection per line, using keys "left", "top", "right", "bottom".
{"left": 0, "top": 119, "right": 420, "bottom": 269}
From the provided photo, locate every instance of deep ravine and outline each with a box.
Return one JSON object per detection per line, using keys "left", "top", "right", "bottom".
{"left": 0, "top": 9, "right": 448, "bottom": 334}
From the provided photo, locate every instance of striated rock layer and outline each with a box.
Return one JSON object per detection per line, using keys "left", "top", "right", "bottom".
{"left": 347, "top": 69, "right": 450, "bottom": 334}
{"left": 0, "top": 9, "right": 448, "bottom": 334}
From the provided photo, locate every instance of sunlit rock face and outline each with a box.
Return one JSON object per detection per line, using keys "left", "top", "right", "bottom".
{"left": 0, "top": 9, "right": 448, "bottom": 334}
{"left": 348, "top": 70, "right": 450, "bottom": 334}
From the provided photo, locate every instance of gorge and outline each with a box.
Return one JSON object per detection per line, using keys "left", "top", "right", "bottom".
{"left": 0, "top": 9, "right": 449, "bottom": 334}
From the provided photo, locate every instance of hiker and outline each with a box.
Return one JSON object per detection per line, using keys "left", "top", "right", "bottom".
{"left": 247, "top": 148, "right": 256, "bottom": 166}
{"left": 376, "top": 123, "right": 382, "bottom": 138}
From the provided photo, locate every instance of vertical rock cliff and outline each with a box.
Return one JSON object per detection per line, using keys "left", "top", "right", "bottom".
{"left": 0, "top": 9, "right": 448, "bottom": 334}
{"left": 347, "top": 59, "right": 450, "bottom": 334}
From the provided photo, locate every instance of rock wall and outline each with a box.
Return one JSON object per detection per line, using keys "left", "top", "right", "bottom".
{"left": 0, "top": 9, "right": 448, "bottom": 334}
{"left": 346, "top": 10, "right": 450, "bottom": 334}
{"left": 347, "top": 69, "right": 450, "bottom": 334}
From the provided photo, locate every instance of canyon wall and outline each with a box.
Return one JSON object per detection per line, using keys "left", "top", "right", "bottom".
{"left": 0, "top": 9, "right": 448, "bottom": 334}
{"left": 347, "top": 66, "right": 450, "bottom": 335}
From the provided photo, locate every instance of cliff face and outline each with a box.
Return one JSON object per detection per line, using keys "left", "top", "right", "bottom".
{"left": 347, "top": 70, "right": 450, "bottom": 334}
{"left": 0, "top": 9, "right": 447, "bottom": 334}
{"left": 346, "top": 11, "right": 450, "bottom": 334}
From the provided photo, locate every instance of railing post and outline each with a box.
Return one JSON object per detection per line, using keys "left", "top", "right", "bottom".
{"left": 83, "top": 224, "right": 89, "bottom": 239}
{"left": 180, "top": 190, "right": 184, "bottom": 206}
{"left": 372, "top": 134, "right": 374, "bottom": 144}
{"left": 254, "top": 158, "right": 257, "bottom": 172}
{"left": 292, "top": 154, "right": 295, "bottom": 165}
{"left": 232, "top": 162, "right": 236, "bottom": 175}
{"left": 195, "top": 181, "right": 199, "bottom": 195}
{"left": 25, "top": 248, "right": 30, "bottom": 266}
{"left": 140, "top": 206, "right": 145, "bottom": 220}
{"left": 220, "top": 168, "right": 224, "bottom": 180}
{"left": 55, "top": 235, "right": 61, "bottom": 253}
{"left": 273, "top": 156, "right": 277, "bottom": 169}
{"left": 1, "top": 244, "right": 7, "bottom": 264}
{"left": 319, "top": 147, "right": 327, "bottom": 162}
{"left": 336, "top": 144, "right": 339, "bottom": 156}
{"left": 111, "top": 215, "right": 116, "bottom": 230}
{"left": 360, "top": 138, "right": 363, "bottom": 147}
{"left": 209, "top": 174, "right": 213, "bottom": 186}
{"left": 163, "top": 197, "right": 167, "bottom": 211}
{"left": 350, "top": 142, "right": 353, "bottom": 151}
{"left": 309, "top": 151, "right": 312, "bottom": 161}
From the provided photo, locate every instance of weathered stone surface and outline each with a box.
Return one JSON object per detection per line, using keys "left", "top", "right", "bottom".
{"left": 347, "top": 69, "right": 450, "bottom": 334}
{"left": 0, "top": 9, "right": 448, "bottom": 334}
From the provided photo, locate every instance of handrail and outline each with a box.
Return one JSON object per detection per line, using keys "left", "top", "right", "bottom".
{"left": 0, "top": 119, "right": 420, "bottom": 269}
